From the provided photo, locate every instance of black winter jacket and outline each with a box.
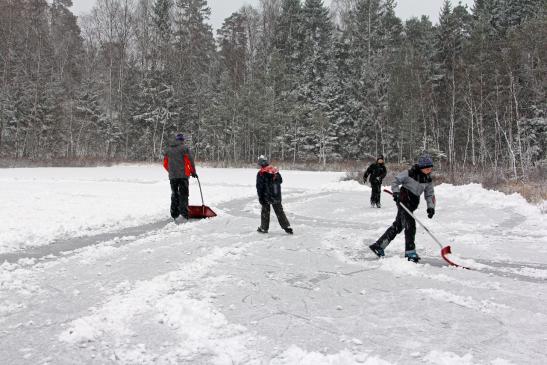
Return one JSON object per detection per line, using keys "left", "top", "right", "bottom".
{"left": 256, "top": 170, "right": 283, "bottom": 205}
{"left": 363, "top": 162, "right": 387, "bottom": 184}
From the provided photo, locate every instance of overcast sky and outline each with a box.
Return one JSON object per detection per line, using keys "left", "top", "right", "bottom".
{"left": 71, "top": 0, "right": 475, "bottom": 29}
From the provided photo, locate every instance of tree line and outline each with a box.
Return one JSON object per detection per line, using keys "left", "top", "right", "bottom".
{"left": 0, "top": 0, "right": 545, "bottom": 179}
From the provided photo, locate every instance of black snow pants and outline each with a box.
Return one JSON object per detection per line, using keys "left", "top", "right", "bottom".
{"left": 170, "top": 178, "right": 189, "bottom": 219}
{"left": 376, "top": 204, "right": 416, "bottom": 252}
{"left": 370, "top": 181, "right": 382, "bottom": 205}
{"left": 260, "top": 203, "right": 290, "bottom": 231}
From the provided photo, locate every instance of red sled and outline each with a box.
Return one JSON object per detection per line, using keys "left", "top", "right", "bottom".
{"left": 188, "top": 177, "right": 217, "bottom": 219}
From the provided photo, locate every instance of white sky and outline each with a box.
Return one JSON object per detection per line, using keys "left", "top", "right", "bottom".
{"left": 71, "top": 0, "right": 475, "bottom": 29}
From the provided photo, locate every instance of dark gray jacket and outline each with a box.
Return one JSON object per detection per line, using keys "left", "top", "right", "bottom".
{"left": 163, "top": 138, "right": 196, "bottom": 179}
{"left": 391, "top": 165, "right": 435, "bottom": 210}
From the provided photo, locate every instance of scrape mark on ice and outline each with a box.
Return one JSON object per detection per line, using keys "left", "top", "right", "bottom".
{"left": 420, "top": 288, "right": 508, "bottom": 313}
{"left": 58, "top": 243, "right": 257, "bottom": 363}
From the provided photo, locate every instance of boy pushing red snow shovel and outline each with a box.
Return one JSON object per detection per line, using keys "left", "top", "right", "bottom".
{"left": 369, "top": 154, "right": 470, "bottom": 269}
{"left": 383, "top": 189, "right": 469, "bottom": 269}
{"left": 163, "top": 133, "right": 216, "bottom": 221}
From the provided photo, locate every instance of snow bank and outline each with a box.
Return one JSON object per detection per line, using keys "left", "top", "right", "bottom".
{"left": 435, "top": 183, "right": 542, "bottom": 217}
{"left": 424, "top": 351, "right": 476, "bottom": 365}
{"left": 424, "top": 351, "right": 515, "bottom": 365}
{"left": 271, "top": 345, "right": 392, "bottom": 365}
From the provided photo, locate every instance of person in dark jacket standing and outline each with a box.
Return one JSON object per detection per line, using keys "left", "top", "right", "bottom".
{"left": 369, "top": 155, "right": 436, "bottom": 263}
{"left": 163, "top": 133, "right": 198, "bottom": 221}
{"left": 363, "top": 155, "right": 387, "bottom": 208}
{"left": 256, "top": 155, "right": 293, "bottom": 234}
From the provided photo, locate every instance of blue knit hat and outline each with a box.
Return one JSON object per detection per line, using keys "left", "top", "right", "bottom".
{"left": 418, "top": 155, "right": 434, "bottom": 168}
{"left": 175, "top": 133, "right": 184, "bottom": 141}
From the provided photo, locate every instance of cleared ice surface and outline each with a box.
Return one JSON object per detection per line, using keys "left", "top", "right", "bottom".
{"left": 0, "top": 166, "right": 546, "bottom": 364}
{"left": 0, "top": 166, "right": 344, "bottom": 254}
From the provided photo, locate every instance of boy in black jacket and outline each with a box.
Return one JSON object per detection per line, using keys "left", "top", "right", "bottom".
{"left": 363, "top": 155, "right": 387, "bottom": 208}
{"left": 256, "top": 155, "right": 293, "bottom": 234}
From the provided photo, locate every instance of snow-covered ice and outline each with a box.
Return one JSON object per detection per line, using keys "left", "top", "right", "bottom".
{"left": 0, "top": 165, "right": 546, "bottom": 364}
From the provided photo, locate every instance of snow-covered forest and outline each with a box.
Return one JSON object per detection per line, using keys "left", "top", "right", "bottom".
{"left": 0, "top": 0, "right": 545, "bottom": 178}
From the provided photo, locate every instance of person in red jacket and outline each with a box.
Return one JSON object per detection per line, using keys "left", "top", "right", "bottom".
{"left": 163, "top": 133, "right": 197, "bottom": 220}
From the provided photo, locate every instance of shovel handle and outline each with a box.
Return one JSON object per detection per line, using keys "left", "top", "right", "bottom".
{"left": 383, "top": 189, "right": 444, "bottom": 250}
{"left": 383, "top": 189, "right": 469, "bottom": 269}
{"left": 196, "top": 176, "right": 205, "bottom": 215}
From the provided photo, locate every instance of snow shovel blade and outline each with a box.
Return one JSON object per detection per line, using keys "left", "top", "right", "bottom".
{"left": 188, "top": 205, "right": 217, "bottom": 219}
{"left": 440, "top": 245, "right": 470, "bottom": 270}
{"left": 383, "top": 189, "right": 472, "bottom": 269}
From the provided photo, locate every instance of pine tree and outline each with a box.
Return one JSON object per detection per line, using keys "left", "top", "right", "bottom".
{"left": 173, "top": 0, "right": 216, "bottom": 152}
{"left": 275, "top": 0, "right": 303, "bottom": 78}
{"left": 491, "top": 0, "right": 544, "bottom": 32}
{"left": 73, "top": 78, "right": 104, "bottom": 157}
{"left": 287, "top": 0, "right": 335, "bottom": 162}
{"left": 152, "top": 0, "right": 173, "bottom": 71}
{"left": 343, "top": 0, "right": 402, "bottom": 159}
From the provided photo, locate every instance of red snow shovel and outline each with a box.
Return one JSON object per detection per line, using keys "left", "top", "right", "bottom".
{"left": 188, "top": 176, "right": 217, "bottom": 219}
{"left": 384, "top": 189, "right": 470, "bottom": 269}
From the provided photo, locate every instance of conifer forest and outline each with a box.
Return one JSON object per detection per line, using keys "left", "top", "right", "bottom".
{"left": 0, "top": 0, "right": 545, "bottom": 179}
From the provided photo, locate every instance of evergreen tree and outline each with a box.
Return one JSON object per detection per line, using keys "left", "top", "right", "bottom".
{"left": 344, "top": 0, "right": 402, "bottom": 158}
{"left": 173, "top": 0, "right": 216, "bottom": 152}
{"left": 152, "top": 0, "right": 173, "bottom": 71}
{"left": 296, "top": 0, "right": 334, "bottom": 161}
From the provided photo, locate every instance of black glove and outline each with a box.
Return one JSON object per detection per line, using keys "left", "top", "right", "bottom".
{"left": 191, "top": 173, "right": 198, "bottom": 178}
{"left": 392, "top": 192, "right": 400, "bottom": 203}
{"left": 427, "top": 208, "right": 435, "bottom": 219}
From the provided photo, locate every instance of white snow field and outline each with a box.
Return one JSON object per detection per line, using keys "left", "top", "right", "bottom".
{"left": 0, "top": 165, "right": 546, "bottom": 365}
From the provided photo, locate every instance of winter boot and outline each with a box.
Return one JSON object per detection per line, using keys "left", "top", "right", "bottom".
{"left": 376, "top": 202, "right": 382, "bottom": 208}
{"left": 369, "top": 244, "right": 385, "bottom": 258}
{"left": 257, "top": 227, "right": 268, "bottom": 234}
{"left": 405, "top": 250, "right": 421, "bottom": 263}
{"left": 174, "top": 216, "right": 189, "bottom": 225}
{"left": 284, "top": 227, "right": 294, "bottom": 235}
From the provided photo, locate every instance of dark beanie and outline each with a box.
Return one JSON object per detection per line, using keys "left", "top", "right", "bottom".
{"left": 175, "top": 133, "right": 184, "bottom": 141}
{"left": 258, "top": 155, "right": 269, "bottom": 167}
{"left": 418, "top": 155, "right": 434, "bottom": 168}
